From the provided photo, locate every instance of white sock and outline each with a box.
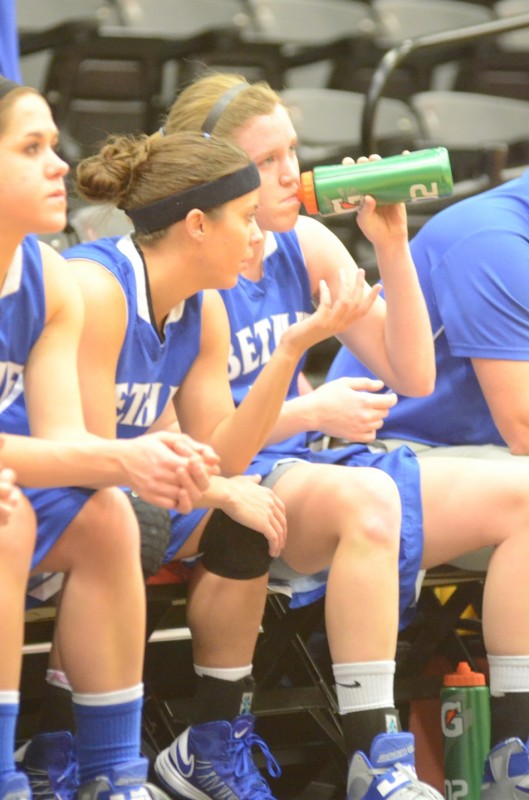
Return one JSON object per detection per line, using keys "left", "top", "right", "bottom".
{"left": 72, "top": 683, "right": 143, "bottom": 706}
{"left": 194, "top": 665, "right": 253, "bottom": 682}
{"left": 333, "top": 660, "right": 395, "bottom": 713}
{"left": 488, "top": 654, "right": 529, "bottom": 697}
{"left": 0, "top": 691, "right": 19, "bottom": 704}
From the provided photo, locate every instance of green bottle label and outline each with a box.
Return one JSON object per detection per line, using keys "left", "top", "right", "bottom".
{"left": 312, "top": 147, "right": 454, "bottom": 215}
{"left": 441, "top": 686, "right": 490, "bottom": 800}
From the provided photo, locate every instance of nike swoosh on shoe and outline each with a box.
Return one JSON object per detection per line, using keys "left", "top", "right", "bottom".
{"left": 173, "top": 735, "right": 195, "bottom": 779}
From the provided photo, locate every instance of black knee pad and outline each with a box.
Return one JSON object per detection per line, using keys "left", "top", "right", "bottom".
{"left": 199, "top": 509, "right": 271, "bottom": 580}
{"left": 125, "top": 491, "right": 171, "bottom": 579}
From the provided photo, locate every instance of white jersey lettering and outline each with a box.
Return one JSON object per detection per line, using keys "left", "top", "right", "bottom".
{"left": 116, "top": 382, "right": 176, "bottom": 428}
{"left": 227, "top": 312, "right": 310, "bottom": 381}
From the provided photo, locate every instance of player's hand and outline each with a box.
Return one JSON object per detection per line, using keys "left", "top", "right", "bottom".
{"left": 119, "top": 432, "right": 219, "bottom": 511}
{"left": 309, "top": 377, "right": 397, "bottom": 442}
{"left": 341, "top": 154, "right": 409, "bottom": 247}
{"left": 218, "top": 474, "right": 287, "bottom": 558}
{"left": 281, "top": 269, "right": 381, "bottom": 356}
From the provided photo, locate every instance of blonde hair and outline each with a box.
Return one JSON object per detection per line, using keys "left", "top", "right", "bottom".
{"left": 75, "top": 130, "right": 253, "bottom": 243}
{"left": 165, "top": 73, "right": 282, "bottom": 141}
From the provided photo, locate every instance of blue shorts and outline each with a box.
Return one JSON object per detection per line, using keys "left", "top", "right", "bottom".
{"left": 24, "top": 485, "right": 94, "bottom": 571}
{"left": 164, "top": 507, "right": 209, "bottom": 562}
{"left": 26, "top": 487, "right": 208, "bottom": 600}
{"left": 248, "top": 442, "right": 423, "bottom": 629}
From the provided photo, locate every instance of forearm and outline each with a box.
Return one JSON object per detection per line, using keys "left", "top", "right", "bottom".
{"left": 374, "top": 240, "right": 435, "bottom": 396}
{"left": 210, "top": 340, "right": 303, "bottom": 474}
{"left": 192, "top": 475, "right": 236, "bottom": 510}
{"left": 264, "top": 394, "right": 319, "bottom": 445}
{"left": 0, "top": 434, "right": 128, "bottom": 489}
{"left": 473, "top": 359, "right": 529, "bottom": 456}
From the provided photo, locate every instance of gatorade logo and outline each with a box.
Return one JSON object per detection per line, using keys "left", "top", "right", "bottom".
{"left": 331, "top": 195, "right": 362, "bottom": 214}
{"left": 441, "top": 700, "right": 464, "bottom": 738}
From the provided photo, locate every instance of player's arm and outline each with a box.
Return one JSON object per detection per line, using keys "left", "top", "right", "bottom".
{"left": 296, "top": 209, "right": 435, "bottom": 397}
{"left": 472, "top": 358, "right": 529, "bottom": 455}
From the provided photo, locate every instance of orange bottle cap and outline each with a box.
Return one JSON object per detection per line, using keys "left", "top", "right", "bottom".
{"left": 298, "top": 171, "right": 319, "bottom": 216}
{"left": 443, "top": 661, "right": 486, "bottom": 687}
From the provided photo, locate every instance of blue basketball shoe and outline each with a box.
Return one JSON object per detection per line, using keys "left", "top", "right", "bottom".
{"left": 77, "top": 758, "right": 170, "bottom": 800}
{"left": 154, "top": 714, "right": 281, "bottom": 800}
{"left": 0, "top": 772, "right": 31, "bottom": 800}
{"left": 347, "top": 732, "right": 444, "bottom": 799}
{"left": 481, "top": 736, "right": 529, "bottom": 798}
{"left": 15, "top": 731, "right": 77, "bottom": 800}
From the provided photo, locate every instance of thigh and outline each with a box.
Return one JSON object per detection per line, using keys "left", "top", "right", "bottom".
{"left": 26, "top": 485, "right": 93, "bottom": 572}
{"left": 34, "top": 486, "right": 141, "bottom": 574}
{"left": 0, "top": 491, "right": 36, "bottom": 566}
{"left": 419, "top": 456, "right": 529, "bottom": 568}
{"left": 269, "top": 460, "right": 400, "bottom": 574}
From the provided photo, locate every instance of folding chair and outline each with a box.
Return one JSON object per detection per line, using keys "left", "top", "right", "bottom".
{"left": 455, "top": 0, "right": 529, "bottom": 99}
{"left": 17, "top": 0, "right": 119, "bottom": 92}
{"left": 107, "top": 0, "right": 272, "bottom": 92}
{"left": 234, "top": 0, "right": 376, "bottom": 89}
{"left": 20, "top": 1, "right": 250, "bottom": 164}
{"left": 395, "top": 554, "right": 490, "bottom": 710}
{"left": 281, "top": 86, "right": 420, "bottom": 168}
{"left": 410, "top": 89, "right": 529, "bottom": 182}
{"left": 372, "top": 0, "right": 495, "bottom": 46}
{"left": 361, "top": 0, "right": 496, "bottom": 99}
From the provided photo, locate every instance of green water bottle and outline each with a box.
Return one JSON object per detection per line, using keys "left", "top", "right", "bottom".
{"left": 297, "top": 147, "right": 454, "bottom": 216}
{"left": 441, "top": 661, "right": 491, "bottom": 800}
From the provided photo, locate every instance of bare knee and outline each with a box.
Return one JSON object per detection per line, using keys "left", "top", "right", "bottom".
{"left": 48, "top": 488, "right": 140, "bottom": 573}
{"left": 336, "top": 470, "right": 402, "bottom": 553}
{"left": 0, "top": 495, "right": 36, "bottom": 575}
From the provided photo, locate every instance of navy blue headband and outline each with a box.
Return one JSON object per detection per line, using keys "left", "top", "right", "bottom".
{"left": 123, "top": 161, "right": 260, "bottom": 234}
{"left": 201, "top": 83, "right": 248, "bottom": 136}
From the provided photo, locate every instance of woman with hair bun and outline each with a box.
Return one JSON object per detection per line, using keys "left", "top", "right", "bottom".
{"left": 0, "top": 75, "right": 253, "bottom": 800}
{"left": 31, "top": 121, "right": 373, "bottom": 800}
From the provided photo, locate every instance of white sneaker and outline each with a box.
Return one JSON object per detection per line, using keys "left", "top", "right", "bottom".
{"left": 347, "top": 732, "right": 444, "bottom": 799}
{"left": 481, "top": 736, "right": 529, "bottom": 798}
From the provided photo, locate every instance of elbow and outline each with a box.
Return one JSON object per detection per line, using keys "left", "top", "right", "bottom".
{"left": 502, "top": 422, "right": 529, "bottom": 455}
{"left": 507, "top": 436, "right": 529, "bottom": 457}
{"left": 395, "top": 371, "right": 436, "bottom": 398}
{"left": 414, "top": 373, "right": 436, "bottom": 397}
{"left": 390, "top": 353, "right": 436, "bottom": 398}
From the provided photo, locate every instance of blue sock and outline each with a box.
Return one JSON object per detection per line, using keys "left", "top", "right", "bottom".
{"left": 0, "top": 701, "right": 18, "bottom": 780}
{"left": 73, "top": 694, "right": 144, "bottom": 784}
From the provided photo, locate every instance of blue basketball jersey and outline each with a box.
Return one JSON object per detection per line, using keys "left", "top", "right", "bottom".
{"left": 0, "top": 1, "right": 22, "bottom": 82}
{"left": 63, "top": 235, "right": 210, "bottom": 558}
{"left": 219, "top": 229, "right": 424, "bottom": 626}
{"left": 0, "top": 236, "right": 93, "bottom": 572}
{"left": 64, "top": 235, "right": 204, "bottom": 438}
{"left": 220, "top": 229, "right": 313, "bottom": 461}
{"left": 0, "top": 236, "right": 43, "bottom": 433}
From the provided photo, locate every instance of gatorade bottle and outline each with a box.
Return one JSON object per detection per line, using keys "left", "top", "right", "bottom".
{"left": 297, "top": 147, "right": 454, "bottom": 216}
{"left": 441, "top": 661, "right": 491, "bottom": 800}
